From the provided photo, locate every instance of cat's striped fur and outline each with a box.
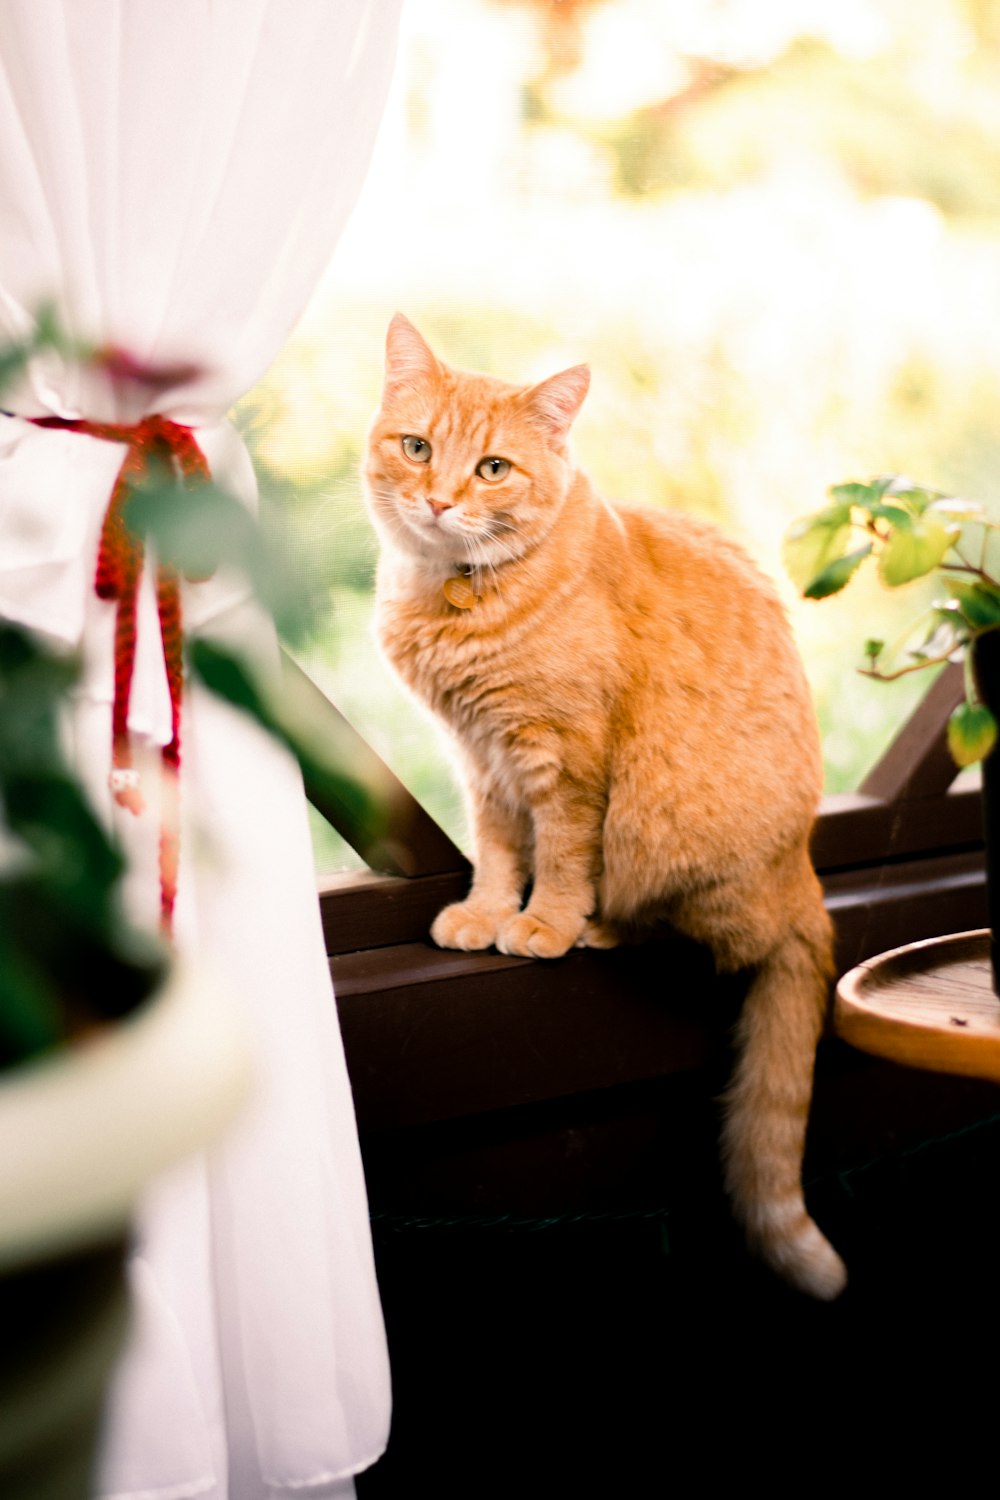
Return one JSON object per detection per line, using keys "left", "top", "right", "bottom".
{"left": 365, "top": 314, "right": 845, "bottom": 1299}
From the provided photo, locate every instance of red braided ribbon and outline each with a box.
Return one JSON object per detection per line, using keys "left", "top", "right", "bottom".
{"left": 31, "top": 414, "right": 212, "bottom": 935}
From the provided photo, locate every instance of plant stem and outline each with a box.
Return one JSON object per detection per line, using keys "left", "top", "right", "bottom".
{"left": 860, "top": 651, "right": 959, "bottom": 683}
{"left": 941, "top": 559, "right": 995, "bottom": 583}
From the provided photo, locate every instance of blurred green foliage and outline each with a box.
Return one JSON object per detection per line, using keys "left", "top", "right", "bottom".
{"left": 0, "top": 317, "right": 168, "bottom": 1067}
{"left": 0, "top": 623, "right": 167, "bottom": 1068}
{"left": 598, "top": 39, "right": 1000, "bottom": 213}
{"left": 234, "top": 0, "right": 1000, "bottom": 870}
{"left": 0, "top": 313, "right": 388, "bottom": 1065}
{"left": 787, "top": 475, "right": 1000, "bottom": 765}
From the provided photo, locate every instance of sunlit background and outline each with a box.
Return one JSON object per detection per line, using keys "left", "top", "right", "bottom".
{"left": 235, "top": 0, "right": 1000, "bottom": 873}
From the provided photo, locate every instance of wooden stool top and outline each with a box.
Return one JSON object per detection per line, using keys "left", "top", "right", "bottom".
{"left": 835, "top": 930, "right": 1000, "bottom": 1083}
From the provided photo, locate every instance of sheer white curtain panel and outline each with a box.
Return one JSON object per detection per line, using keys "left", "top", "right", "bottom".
{"left": 0, "top": 2, "right": 403, "bottom": 1496}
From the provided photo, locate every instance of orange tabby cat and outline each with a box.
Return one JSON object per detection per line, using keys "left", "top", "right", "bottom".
{"left": 365, "top": 314, "right": 845, "bottom": 1299}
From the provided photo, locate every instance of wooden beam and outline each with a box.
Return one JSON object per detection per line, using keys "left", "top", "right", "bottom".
{"left": 319, "top": 869, "right": 470, "bottom": 955}
{"left": 812, "top": 782, "right": 982, "bottom": 871}
{"left": 333, "top": 933, "right": 729, "bottom": 1133}
{"left": 319, "top": 786, "right": 985, "bottom": 954}
{"left": 858, "top": 661, "right": 965, "bottom": 802}
{"left": 281, "top": 651, "right": 469, "bottom": 879}
{"left": 330, "top": 848, "right": 987, "bottom": 1134}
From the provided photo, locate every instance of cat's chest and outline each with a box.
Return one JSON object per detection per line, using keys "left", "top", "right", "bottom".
{"left": 378, "top": 589, "right": 589, "bottom": 796}
{"left": 378, "top": 596, "right": 524, "bottom": 727}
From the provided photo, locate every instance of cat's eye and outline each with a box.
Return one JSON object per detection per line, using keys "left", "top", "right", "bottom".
{"left": 476, "top": 456, "right": 510, "bottom": 483}
{"left": 401, "top": 435, "right": 432, "bottom": 463}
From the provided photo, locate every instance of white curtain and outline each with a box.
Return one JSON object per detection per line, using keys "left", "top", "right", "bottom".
{"left": 0, "top": 3, "right": 403, "bottom": 1495}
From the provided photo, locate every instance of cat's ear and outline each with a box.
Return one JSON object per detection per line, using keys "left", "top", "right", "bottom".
{"left": 521, "top": 364, "right": 591, "bottom": 445}
{"left": 384, "top": 313, "right": 441, "bottom": 401}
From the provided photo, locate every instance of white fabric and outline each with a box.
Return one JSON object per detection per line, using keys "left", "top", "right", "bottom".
{"left": 0, "top": 3, "right": 403, "bottom": 1494}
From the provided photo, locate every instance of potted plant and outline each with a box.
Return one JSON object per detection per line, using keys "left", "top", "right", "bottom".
{"left": 0, "top": 617, "right": 258, "bottom": 1498}
{"left": 0, "top": 315, "right": 386, "bottom": 1497}
{"left": 785, "top": 475, "right": 1000, "bottom": 983}
{"left": 0, "top": 311, "right": 271, "bottom": 1496}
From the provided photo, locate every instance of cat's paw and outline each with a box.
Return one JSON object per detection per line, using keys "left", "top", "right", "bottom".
{"left": 431, "top": 901, "right": 501, "bottom": 951}
{"left": 497, "top": 911, "right": 583, "bottom": 959}
{"left": 577, "top": 917, "right": 621, "bottom": 950}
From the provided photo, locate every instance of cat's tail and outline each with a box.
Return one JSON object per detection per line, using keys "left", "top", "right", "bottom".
{"left": 719, "top": 900, "right": 847, "bottom": 1301}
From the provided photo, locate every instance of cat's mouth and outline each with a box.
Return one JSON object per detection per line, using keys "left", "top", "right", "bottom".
{"left": 393, "top": 505, "right": 465, "bottom": 561}
{"left": 398, "top": 499, "right": 522, "bottom": 572}
{"left": 414, "top": 512, "right": 460, "bottom": 548}
{"left": 414, "top": 503, "right": 472, "bottom": 542}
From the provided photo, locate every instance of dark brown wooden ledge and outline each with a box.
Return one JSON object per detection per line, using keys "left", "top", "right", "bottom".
{"left": 315, "top": 662, "right": 988, "bottom": 1140}
{"left": 327, "top": 840, "right": 988, "bottom": 1137}
{"left": 304, "top": 651, "right": 994, "bottom": 1226}
{"left": 310, "top": 659, "right": 1000, "bottom": 1493}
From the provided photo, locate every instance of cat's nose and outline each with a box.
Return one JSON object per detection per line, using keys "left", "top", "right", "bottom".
{"left": 427, "top": 497, "right": 453, "bottom": 519}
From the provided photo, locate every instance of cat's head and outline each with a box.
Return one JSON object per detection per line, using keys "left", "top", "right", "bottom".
{"left": 365, "top": 314, "right": 589, "bottom": 572}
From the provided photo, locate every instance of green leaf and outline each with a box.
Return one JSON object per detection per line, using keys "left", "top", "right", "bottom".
{"left": 188, "top": 640, "right": 385, "bottom": 844}
{"left": 188, "top": 639, "right": 272, "bottom": 723}
{"left": 3, "top": 878, "right": 165, "bottom": 1025}
{"left": 33, "top": 302, "right": 68, "bottom": 354}
{"left": 123, "top": 481, "right": 314, "bottom": 640}
{"left": 0, "top": 304, "right": 67, "bottom": 399}
{"left": 803, "top": 543, "right": 873, "bottom": 599}
{"left": 864, "top": 638, "right": 885, "bottom": 664}
{"left": 948, "top": 700, "right": 998, "bottom": 767}
{"left": 0, "top": 341, "right": 30, "bottom": 393}
{"left": 0, "top": 635, "right": 80, "bottom": 776}
{"left": 882, "top": 484, "right": 946, "bottom": 514}
{"left": 877, "top": 514, "right": 958, "bottom": 586}
{"left": 4, "top": 775, "right": 124, "bottom": 898}
{"left": 783, "top": 504, "right": 854, "bottom": 593}
{"left": 124, "top": 481, "right": 264, "bottom": 585}
{"left": 944, "top": 579, "right": 1000, "bottom": 631}
{"left": 867, "top": 502, "right": 914, "bottom": 530}
{"left": 829, "top": 482, "right": 882, "bottom": 507}
{"left": 0, "top": 933, "right": 64, "bottom": 1066}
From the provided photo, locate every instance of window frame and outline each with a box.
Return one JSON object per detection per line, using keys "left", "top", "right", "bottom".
{"left": 292, "top": 652, "right": 987, "bottom": 1135}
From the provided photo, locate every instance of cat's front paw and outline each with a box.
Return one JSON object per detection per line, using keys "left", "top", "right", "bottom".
{"left": 577, "top": 917, "right": 621, "bottom": 950}
{"left": 431, "top": 900, "right": 502, "bottom": 952}
{"left": 497, "top": 911, "right": 584, "bottom": 959}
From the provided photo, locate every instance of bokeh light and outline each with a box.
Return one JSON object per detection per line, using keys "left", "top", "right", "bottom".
{"left": 236, "top": 0, "right": 1000, "bottom": 871}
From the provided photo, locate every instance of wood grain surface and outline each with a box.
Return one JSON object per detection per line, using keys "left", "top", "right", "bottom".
{"left": 836, "top": 929, "right": 1000, "bottom": 1080}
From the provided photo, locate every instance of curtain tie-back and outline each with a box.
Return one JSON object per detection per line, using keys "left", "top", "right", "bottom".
{"left": 29, "top": 414, "right": 212, "bottom": 935}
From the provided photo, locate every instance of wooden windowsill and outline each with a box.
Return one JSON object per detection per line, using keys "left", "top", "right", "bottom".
{"left": 319, "top": 780, "right": 985, "bottom": 957}
{"left": 303, "top": 654, "right": 991, "bottom": 1150}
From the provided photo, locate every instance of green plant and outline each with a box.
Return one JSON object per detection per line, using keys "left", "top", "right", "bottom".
{"left": 785, "top": 476, "right": 1000, "bottom": 766}
{"left": 0, "top": 622, "right": 169, "bottom": 1068}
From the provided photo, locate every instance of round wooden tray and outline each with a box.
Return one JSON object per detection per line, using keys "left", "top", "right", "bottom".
{"left": 835, "top": 929, "right": 1000, "bottom": 1082}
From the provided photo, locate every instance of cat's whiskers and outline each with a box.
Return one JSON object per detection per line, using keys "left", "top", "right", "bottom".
{"left": 305, "top": 489, "right": 378, "bottom": 546}
{"left": 468, "top": 520, "right": 527, "bottom": 596}
{"left": 477, "top": 516, "right": 524, "bottom": 561}
{"left": 460, "top": 535, "right": 496, "bottom": 599}
{"left": 455, "top": 527, "right": 519, "bottom": 611}
{"left": 596, "top": 490, "right": 627, "bottom": 536}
